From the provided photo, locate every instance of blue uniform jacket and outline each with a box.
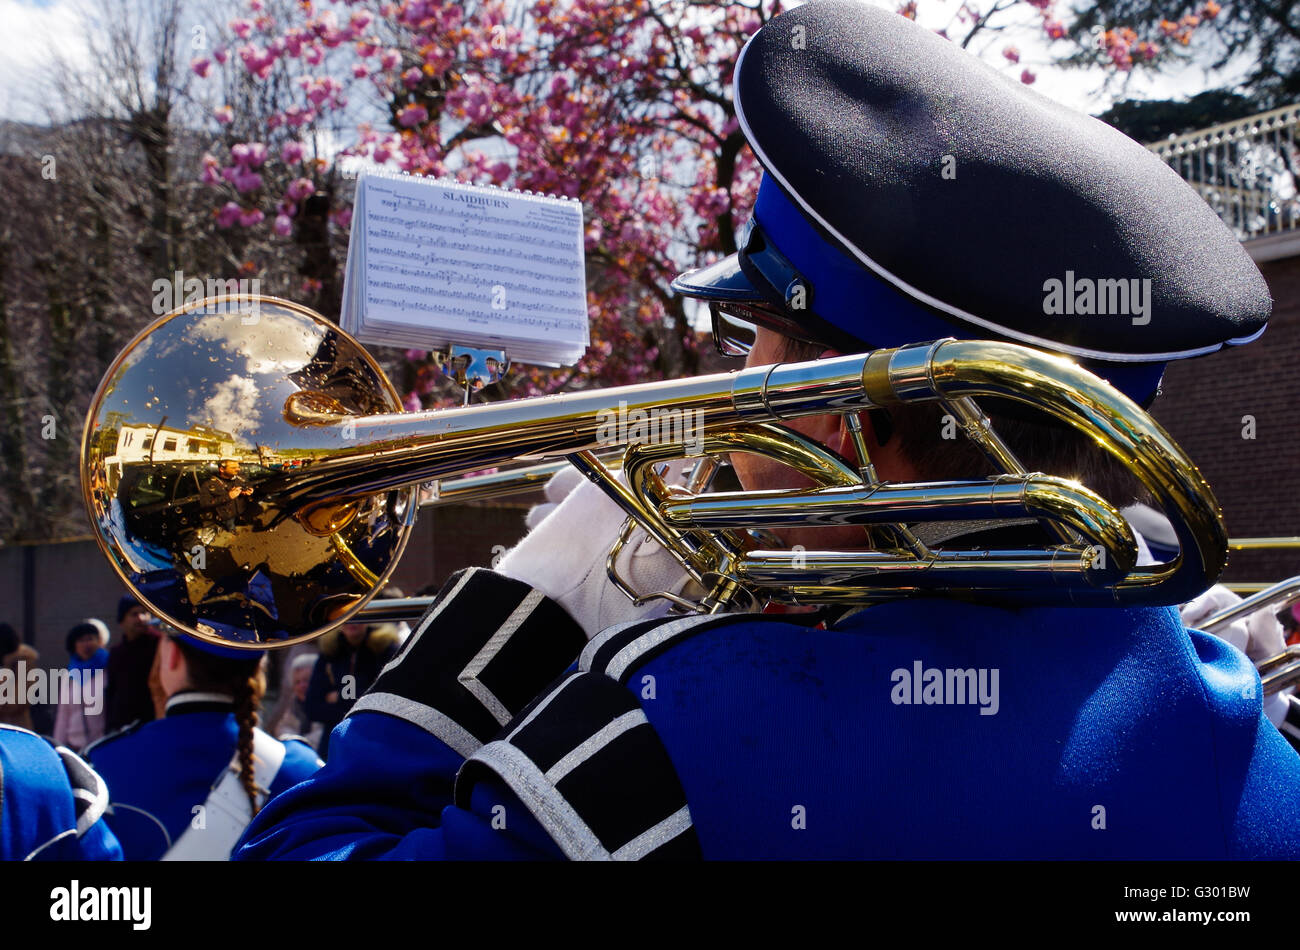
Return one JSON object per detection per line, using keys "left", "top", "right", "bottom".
{"left": 235, "top": 568, "right": 1300, "bottom": 860}
{"left": 88, "top": 692, "right": 323, "bottom": 859}
{"left": 0, "top": 724, "right": 122, "bottom": 860}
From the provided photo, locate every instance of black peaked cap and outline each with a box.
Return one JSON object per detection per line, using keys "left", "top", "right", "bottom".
{"left": 734, "top": 0, "right": 1270, "bottom": 360}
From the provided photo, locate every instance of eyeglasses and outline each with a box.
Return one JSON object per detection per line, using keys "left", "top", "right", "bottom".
{"left": 709, "top": 300, "right": 827, "bottom": 358}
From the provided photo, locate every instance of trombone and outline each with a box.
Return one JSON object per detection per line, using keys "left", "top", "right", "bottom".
{"left": 80, "top": 295, "right": 1229, "bottom": 652}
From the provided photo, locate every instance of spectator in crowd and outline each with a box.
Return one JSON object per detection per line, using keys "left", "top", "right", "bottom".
{"left": 305, "top": 617, "right": 401, "bottom": 758}
{"left": 0, "top": 622, "right": 39, "bottom": 731}
{"left": 52, "top": 621, "right": 110, "bottom": 752}
{"left": 268, "top": 652, "right": 324, "bottom": 751}
{"left": 104, "top": 596, "right": 161, "bottom": 731}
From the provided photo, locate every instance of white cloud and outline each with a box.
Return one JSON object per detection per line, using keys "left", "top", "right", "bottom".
{"left": 198, "top": 373, "right": 260, "bottom": 440}
{"left": 0, "top": 0, "right": 93, "bottom": 122}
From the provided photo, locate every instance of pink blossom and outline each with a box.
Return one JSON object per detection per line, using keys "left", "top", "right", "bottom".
{"left": 304, "top": 44, "right": 323, "bottom": 66}
{"left": 283, "top": 105, "right": 315, "bottom": 128}
{"left": 238, "top": 208, "right": 265, "bottom": 228}
{"left": 353, "top": 63, "right": 369, "bottom": 78}
{"left": 233, "top": 169, "right": 263, "bottom": 193}
{"left": 273, "top": 214, "right": 293, "bottom": 236}
{"left": 214, "top": 105, "right": 234, "bottom": 125}
{"left": 402, "top": 66, "right": 423, "bottom": 89}
{"left": 1020, "top": 68, "right": 1037, "bottom": 84}
{"left": 238, "top": 44, "right": 275, "bottom": 79}
{"left": 201, "top": 155, "right": 221, "bottom": 185}
{"left": 216, "top": 202, "right": 242, "bottom": 228}
{"left": 286, "top": 178, "right": 315, "bottom": 202}
{"left": 397, "top": 103, "right": 428, "bottom": 127}
{"left": 191, "top": 57, "right": 211, "bottom": 78}
{"left": 230, "top": 142, "right": 267, "bottom": 167}
{"left": 380, "top": 48, "right": 401, "bottom": 71}
{"left": 331, "top": 207, "right": 353, "bottom": 229}
{"left": 462, "top": 88, "right": 493, "bottom": 124}
{"left": 350, "top": 11, "right": 373, "bottom": 32}
{"left": 373, "top": 145, "right": 391, "bottom": 163}
{"left": 403, "top": 391, "right": 422, "bottom": 412}
{"left": 230, "top": 18, "right": 253, "bottom": 40}
{"left": 1003, "top": 46, "right": 1020, "bottom": 63}
{"left": 213, "top": 46, "right": 228, "bottom": 64}
{"left": 1044, "top": 19, "right": 1066, "bottom": 39}
{"left": 282, "top": 141, "right": 305, "bottom": 164}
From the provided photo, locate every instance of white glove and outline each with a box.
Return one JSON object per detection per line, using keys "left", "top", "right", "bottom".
{"left": 1181, "top": 584, "right": 1290, "bottom": 726}
{"left": 497, "top": 465, "right": 698, "bottom": 639}
{"left": 523, "top": 464, "right": 585, "bottom": 530}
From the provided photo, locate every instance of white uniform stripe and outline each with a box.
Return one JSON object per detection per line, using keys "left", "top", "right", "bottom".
{"left": 458, "top": 588, "right": 547, "bottom": 726}
{"left": 544, "top": 709, "right": 648, "bottom": 784}
{"left": 579, "top": 618, "right": 651, "bottom": 672}
{"left": 348, "top": 691, "right": 481, "bottom": 759}
{"left": 378, "top": 568, "right": 479, "bottom": 677}
{"left": 605, "top": 613, "right": 720, "bottom": 681}
{"left": 505, "top": 671, "right": 583, "bottom": 741}
{"left": 104, "top": 802, "right": 172, "bottom": 848}
{"left": 23, "top": 829, "right": 75, "bottom": 861}
{"left": 469, "top": 740, "right": 611, "bottom": 860}
{"left": 611, "top": 805, "right": 693, "bottom": 861}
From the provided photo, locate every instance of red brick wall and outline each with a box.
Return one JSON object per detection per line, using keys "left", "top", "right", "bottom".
{"left": 1150, "top": 254, "right": 1300, "bottom": 585}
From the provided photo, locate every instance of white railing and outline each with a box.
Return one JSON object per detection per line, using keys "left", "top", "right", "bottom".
{"left": 1149, "top": 104, "right": 1300, "bottom": 242}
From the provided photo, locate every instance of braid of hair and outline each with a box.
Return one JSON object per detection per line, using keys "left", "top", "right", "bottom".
{"left": 172, "top": 637, "right": 267, "bottom": 816}
{"left": 232, "top": 672, "right": 261, "bottom": 815}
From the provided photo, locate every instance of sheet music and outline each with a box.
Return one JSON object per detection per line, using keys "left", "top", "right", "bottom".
{"left": 341, "top": 170, "right": 589, "bottom": 366}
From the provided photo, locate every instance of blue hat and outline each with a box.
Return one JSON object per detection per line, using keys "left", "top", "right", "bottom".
{"left": 169, "top": 626, "right": 266, "bottom": 663}
{"left": 672, "top": 1, "right": 1270, "bottom": 405}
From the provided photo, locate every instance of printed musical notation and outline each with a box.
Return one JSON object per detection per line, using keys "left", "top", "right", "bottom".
{"left": 340, "top": 170, "right": 590, "bottom": 366}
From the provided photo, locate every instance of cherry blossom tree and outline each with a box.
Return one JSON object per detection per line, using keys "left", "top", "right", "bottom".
{"left": 194, "top": 0, "right": 1216, "bottom": 410}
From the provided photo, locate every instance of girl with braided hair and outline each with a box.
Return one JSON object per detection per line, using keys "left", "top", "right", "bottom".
{"left": 86, "top": 626, "right": 322, "bottom": 860}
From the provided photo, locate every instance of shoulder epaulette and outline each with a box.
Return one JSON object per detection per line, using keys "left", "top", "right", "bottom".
{"left": 456, "top": 610, "right": 789, "bottom": 860}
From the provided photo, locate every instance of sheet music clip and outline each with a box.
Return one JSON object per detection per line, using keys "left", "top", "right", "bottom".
{"left": 434, "top": 344, "right": 510, "bottom": 405}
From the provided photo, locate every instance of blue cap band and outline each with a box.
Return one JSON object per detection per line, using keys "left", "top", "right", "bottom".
{"left": 753, "top": 178, "right": 1166, "bottom": 404}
